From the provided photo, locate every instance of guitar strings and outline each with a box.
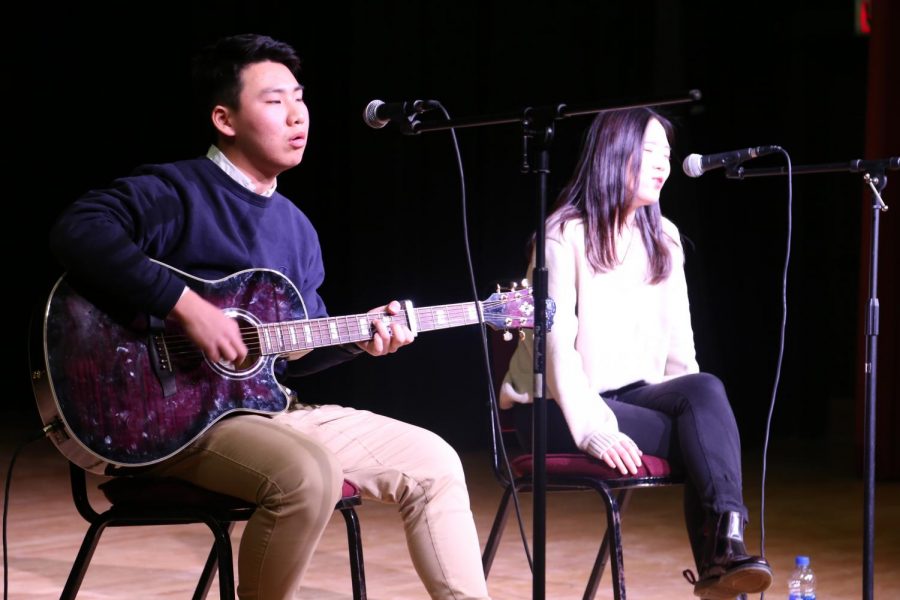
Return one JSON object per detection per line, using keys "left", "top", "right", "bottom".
{"left": 154, "top": 296, "right": 531, "bottom": 359}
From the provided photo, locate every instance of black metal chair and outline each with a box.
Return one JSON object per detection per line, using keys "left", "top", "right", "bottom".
{"left": 63, "top": 462, "right": 366, "bottom": 600}
{"left": 481, "top": 330, "right": 683, "bottom": 600}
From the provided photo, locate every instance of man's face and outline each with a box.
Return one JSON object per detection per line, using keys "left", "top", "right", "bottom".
{"left": 217, "top": 60, "right": 309, "bottom": 182}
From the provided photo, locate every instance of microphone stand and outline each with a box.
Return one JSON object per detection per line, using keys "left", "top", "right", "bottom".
{"left": 410, "top": 89, "right": 701, "bottom": 599}
{"left": 730, "top": 156, "right": 897, "bottom": 600}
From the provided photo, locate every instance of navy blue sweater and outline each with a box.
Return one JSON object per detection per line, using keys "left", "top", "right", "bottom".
{"left": 50, "top": 157, "right": 357, "bottom": 377}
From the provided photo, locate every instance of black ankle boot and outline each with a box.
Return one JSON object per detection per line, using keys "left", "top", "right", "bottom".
{"left": 686, "top": 511, "right": 773, "bottom": 599}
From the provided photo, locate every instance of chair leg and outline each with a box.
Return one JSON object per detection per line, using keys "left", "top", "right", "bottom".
{"left": 481, "top": 485, "right": 513, "bottom": 576}
{"left": 60, "top": 520, "right": 109, "bottom": 600}
{"left": 340, "top": 507, "right": 367, "bottom": 600}
{"left": 584, "top": 487, "right": 626, "bottom": 600}
{"left": 192, "top": 520, "right": 236, "bottom": 600}
{"left": 583, "top": 489, "right": 632, "bottom": 599}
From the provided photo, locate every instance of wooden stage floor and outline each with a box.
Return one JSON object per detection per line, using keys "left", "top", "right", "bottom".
{"left": 2, "top": 418, "right": 898, "bottom": 599}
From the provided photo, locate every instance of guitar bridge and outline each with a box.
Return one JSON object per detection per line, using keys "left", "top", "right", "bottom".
{"left": 147, "top": 316, "right": 177, "bottom": 398}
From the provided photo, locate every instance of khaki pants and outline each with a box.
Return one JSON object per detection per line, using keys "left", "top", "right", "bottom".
{"left": 145, "top": 404, "right": 490, "bottom": 600}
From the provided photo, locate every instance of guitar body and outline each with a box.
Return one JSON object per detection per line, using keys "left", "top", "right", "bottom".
{"left": 31, "top": 261, "right": 547, "bottom": 475}
{"left": 33, "top": 267, "right": 306, "bottom": 474}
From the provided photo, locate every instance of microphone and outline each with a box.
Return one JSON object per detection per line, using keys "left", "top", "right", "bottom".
{"left": 682, "top": 145, "right": 782, "bottom": 177}
{"left": 363, "top": 99, "right": 439, "bottom": 131}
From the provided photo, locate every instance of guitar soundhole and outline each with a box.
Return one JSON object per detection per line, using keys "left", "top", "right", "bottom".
{"left": 217, "top": 348, "right": 259, "bottom": 373}
{"left": 233, "top": 349, "right": 259, "bottom": 371}
{"left": 208, "top": 310, "right": 264, "bottom": 378}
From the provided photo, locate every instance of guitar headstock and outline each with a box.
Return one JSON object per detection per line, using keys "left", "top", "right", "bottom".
{"left": 481, "top": 281, "right": 556, "bottom": 333}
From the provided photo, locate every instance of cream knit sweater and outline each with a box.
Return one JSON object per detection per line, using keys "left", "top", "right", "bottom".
{"left": 500, "top": 216, "right": 699, "bottom": 459}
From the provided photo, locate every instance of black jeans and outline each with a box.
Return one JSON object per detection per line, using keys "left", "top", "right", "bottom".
{"left": 512, "top": 372, "right": 746, "bottom": 567}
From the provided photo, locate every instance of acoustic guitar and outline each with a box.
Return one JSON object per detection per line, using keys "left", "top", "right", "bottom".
{"left": 31, "top": 263, "right": 549, "bottom": 474}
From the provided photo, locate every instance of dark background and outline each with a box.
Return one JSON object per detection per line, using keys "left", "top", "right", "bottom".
{"left": 11, "top": 2, "right": 895, "bottom": 466}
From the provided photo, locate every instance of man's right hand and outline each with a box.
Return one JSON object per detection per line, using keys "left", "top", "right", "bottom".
{"left": 169, "top": 288, "right": 248, "bottom": 364}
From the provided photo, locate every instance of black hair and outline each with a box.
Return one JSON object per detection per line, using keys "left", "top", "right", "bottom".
{"left": 550, "top": 107, "right": 675, "bottom": 284}
{"left": 191, "top": 33, "right": 301, "bottom": 138}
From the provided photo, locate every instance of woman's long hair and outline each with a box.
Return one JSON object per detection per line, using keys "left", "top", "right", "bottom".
{"left": 550, "top": 108, "right": 674, "bottom": 284}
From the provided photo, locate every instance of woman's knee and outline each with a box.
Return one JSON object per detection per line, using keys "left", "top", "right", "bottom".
{"left": 688, "top": 372, "right": 726, "bottom": 397}
{"left": 681, "top": 373, "right": 733, "bottom": 414}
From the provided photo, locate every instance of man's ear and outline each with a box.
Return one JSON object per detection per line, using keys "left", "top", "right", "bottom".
{"left": 211, "top": 105, "right": 236, "bottom": 138}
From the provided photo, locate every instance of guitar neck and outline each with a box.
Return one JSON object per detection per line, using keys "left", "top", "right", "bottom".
{"left": 256, "top": 301, "right": 481, "bottom": 355}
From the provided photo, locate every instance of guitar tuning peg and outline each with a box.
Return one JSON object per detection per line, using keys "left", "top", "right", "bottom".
{"left": 521, "top": 278, "right": 529, "bottom": 288}
{"left": 518, "top": 330, "right": 526, "bottom": 341}
{"left": 509, "top": 281, "right": 517, "bottom": 290}
{"left": 496, "top": 283, "right": 501, "bottom": 293}
{"left": 502, "top": 330, "right": 513, "bottom": 342}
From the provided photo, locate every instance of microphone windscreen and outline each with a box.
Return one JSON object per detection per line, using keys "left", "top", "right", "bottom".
{"left": 363, "top": 99, "right": 386, "bottom": 129}
{"left": 682, "top": 154, "right": 704, "bottom": 178}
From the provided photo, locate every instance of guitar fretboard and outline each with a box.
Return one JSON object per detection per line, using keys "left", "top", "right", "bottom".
{"left": 256, "top": 301, "right": 481, "bottom": 355}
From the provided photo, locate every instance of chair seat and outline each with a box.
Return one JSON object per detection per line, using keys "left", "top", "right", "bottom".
{"left": 100, "top": 477, "right": 360, "bottom": 510}
{"left": 509, "top": 452, "right": 673, "bottom": 480}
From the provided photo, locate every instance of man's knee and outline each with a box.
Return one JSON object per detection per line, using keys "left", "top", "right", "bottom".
{"left": 421, "top": 430, "right": 466, "bottom": 482}
{"left": 257, "top": 439, "right": 343, "bottom": 514}
{"left": 392, "top": 430, "right": 468, "bottom": 511}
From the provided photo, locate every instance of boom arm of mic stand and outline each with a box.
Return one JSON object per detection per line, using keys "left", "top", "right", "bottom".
{"left": 727, "top": 156, "right": 899, "bottom": 179}
{"left": 408, "top": 90, "right": 703, "bottom": 134}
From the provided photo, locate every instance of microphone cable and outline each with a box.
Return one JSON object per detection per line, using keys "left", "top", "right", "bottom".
{"left": 3, "top": 429, "right": 47, "bottom": 600}
{"left": 429, "top": 101, "right": 535, "bottom": 573}
{"left": 5, "top": 311, "right": 53, "bottom": 600}
{"left": 756, "top": 148, "right": 793, "bottom": 599}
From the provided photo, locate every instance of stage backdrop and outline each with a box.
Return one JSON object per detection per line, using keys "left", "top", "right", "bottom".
{"left": 11, "top": 2, "right": 895, "bottom": 478}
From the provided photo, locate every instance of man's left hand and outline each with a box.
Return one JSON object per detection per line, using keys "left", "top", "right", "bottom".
{"left": 356, "top": 300, "right": 415, "bottom": 356}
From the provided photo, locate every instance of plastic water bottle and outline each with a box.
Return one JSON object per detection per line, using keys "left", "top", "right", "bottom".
{"left": 788, "top": 555, "right": 817, "bottom": 600}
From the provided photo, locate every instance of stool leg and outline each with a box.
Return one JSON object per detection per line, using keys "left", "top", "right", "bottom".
{"left": 192, "top": 520, "right": 236, "bottom": 600}
{"left": 60, "top": 520, "right": 109, "bottom": 600}
{"left": 585, "top": 487, "right": 625, "bottom": 600}
{"left": 584, "top": 489, "right": 632, "bottom": 598}
{"left": 482, "top": 485, "right": 514, "bottom": 577}
{"left": 341, "top": 507, "right": 367, "bottom": 600}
